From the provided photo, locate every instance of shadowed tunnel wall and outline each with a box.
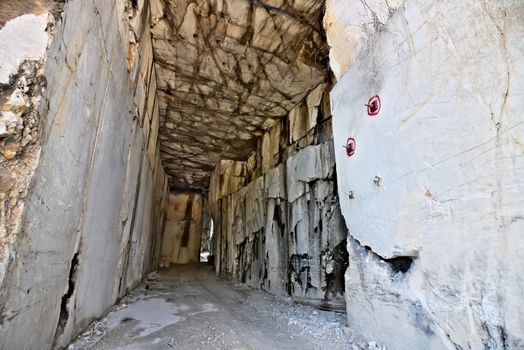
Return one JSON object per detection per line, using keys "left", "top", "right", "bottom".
{"left": 208, "top": 84, "right": 349, "bottom": 307}
{"left": 0, "top": 1, "right": 168, "bottom": 348}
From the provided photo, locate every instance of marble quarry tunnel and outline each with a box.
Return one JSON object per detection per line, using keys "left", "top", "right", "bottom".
{"left": 0, "top": 0, "right": 523, "bottom": 349}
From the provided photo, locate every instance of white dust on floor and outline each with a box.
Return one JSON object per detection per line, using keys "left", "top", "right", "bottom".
{"left": 68, "top": 294, "right": 219, "bottom": 349}
{"left": 105, "top": 297, "right": 185, "bottom": 338}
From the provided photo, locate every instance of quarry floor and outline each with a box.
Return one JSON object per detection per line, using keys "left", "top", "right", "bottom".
{"left": 67, "top": 264, "right": 362, "bottom": 350}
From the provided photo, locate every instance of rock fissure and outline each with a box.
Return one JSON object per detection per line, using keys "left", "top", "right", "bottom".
{"left": 54, "top": 250, "right": 80, "bottom": 343}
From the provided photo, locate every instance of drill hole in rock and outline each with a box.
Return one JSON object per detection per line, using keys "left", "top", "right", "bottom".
{"left": 343, "top": 137, "right": 356, "bottom": 157}
{"left": 366, "top": 95, "right": 381, "bottom": 116}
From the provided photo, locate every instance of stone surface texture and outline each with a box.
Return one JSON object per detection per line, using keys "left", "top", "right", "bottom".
{"left": 0, "top": 1, "right": 169, "bottom": 349}
{"left": 326, "top": 0, "right": 524, "bottom": 348}
{"left": 150, "top": 0, "right": 327, "bottom": 188}
{"left": 209, "top": 85, "right": 348, "bottom": 306}
{"left": 0, "top": 5, "right": 53, "bottom": 321}
{"left": 161, "top": 191, "right": 203, "bottom": 265}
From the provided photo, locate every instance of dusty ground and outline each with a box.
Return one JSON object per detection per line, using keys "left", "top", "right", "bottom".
{"left": 68, "top": 264, "right": 371, "bottom": 350}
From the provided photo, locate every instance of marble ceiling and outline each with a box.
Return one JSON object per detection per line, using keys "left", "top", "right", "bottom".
{"left": 150, "top": 0, "right": 327, "bottom": 188}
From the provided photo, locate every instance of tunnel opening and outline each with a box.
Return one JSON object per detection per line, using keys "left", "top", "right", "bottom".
{"left": 200, "top": 218, "right": 214, "bottom": 263}
{"left": 0, "top": 0, "right": 350, "bottom": 348}
{"left": 150, "top": 0, "right": 344, "bottom": 312}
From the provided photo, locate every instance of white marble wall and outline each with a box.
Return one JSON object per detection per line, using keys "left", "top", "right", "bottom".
{"left": 326, "top": 0, "right": 524, "bottom": 348}
{"left": 0, "top": 1, "right": 169, "bottom": 348}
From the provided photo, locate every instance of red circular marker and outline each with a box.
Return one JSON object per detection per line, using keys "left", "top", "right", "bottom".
{"left": 343, "top": 137, "right": 356, "bottom": 157}
{"left": 366, "top": 95, "right": 381, "bottom": 116}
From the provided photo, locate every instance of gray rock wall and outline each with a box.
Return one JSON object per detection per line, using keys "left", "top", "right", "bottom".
{"left": 0, "top": 1, "right": 169, "bottom": 348}
{"left": 209, "top": 85, "right": 348, "bottom": 307}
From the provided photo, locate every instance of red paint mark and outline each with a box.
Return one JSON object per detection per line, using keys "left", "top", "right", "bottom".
{"left": 343, "top": 137, "right": 356, "bottom": 157}
{"left": 366, "top": 95, "right": 381, "bottom": 116}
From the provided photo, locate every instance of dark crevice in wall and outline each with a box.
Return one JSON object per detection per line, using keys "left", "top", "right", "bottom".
{"left": 252, "top": 230, "right": 260, "bottom": 261}
{"left": 53, "top": 250, "right": 80, "bottom": 344}
{"left": 261, "top": 253, "right": 269, "bottom": 289}
{"left": 237, "top": 237, "right": 248, "bottom": 283}
{"left": 323, "top": 239, "right": 349, "bottom": 298}
{"left": 272, "top": 203, "right": 285, "bottom": 238}
{"left": 384, "top": 256, "right": 413, "bottom": 274}
{"left": 480, "top": 321, "right": 509, "bottom": 350}
{"left": 350, "top": 232, "right": 416, "bottom": 275}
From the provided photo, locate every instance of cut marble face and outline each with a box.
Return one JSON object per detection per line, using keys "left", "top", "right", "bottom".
{"left": 150, "top": 0, "right": 327, "bottom": 189}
